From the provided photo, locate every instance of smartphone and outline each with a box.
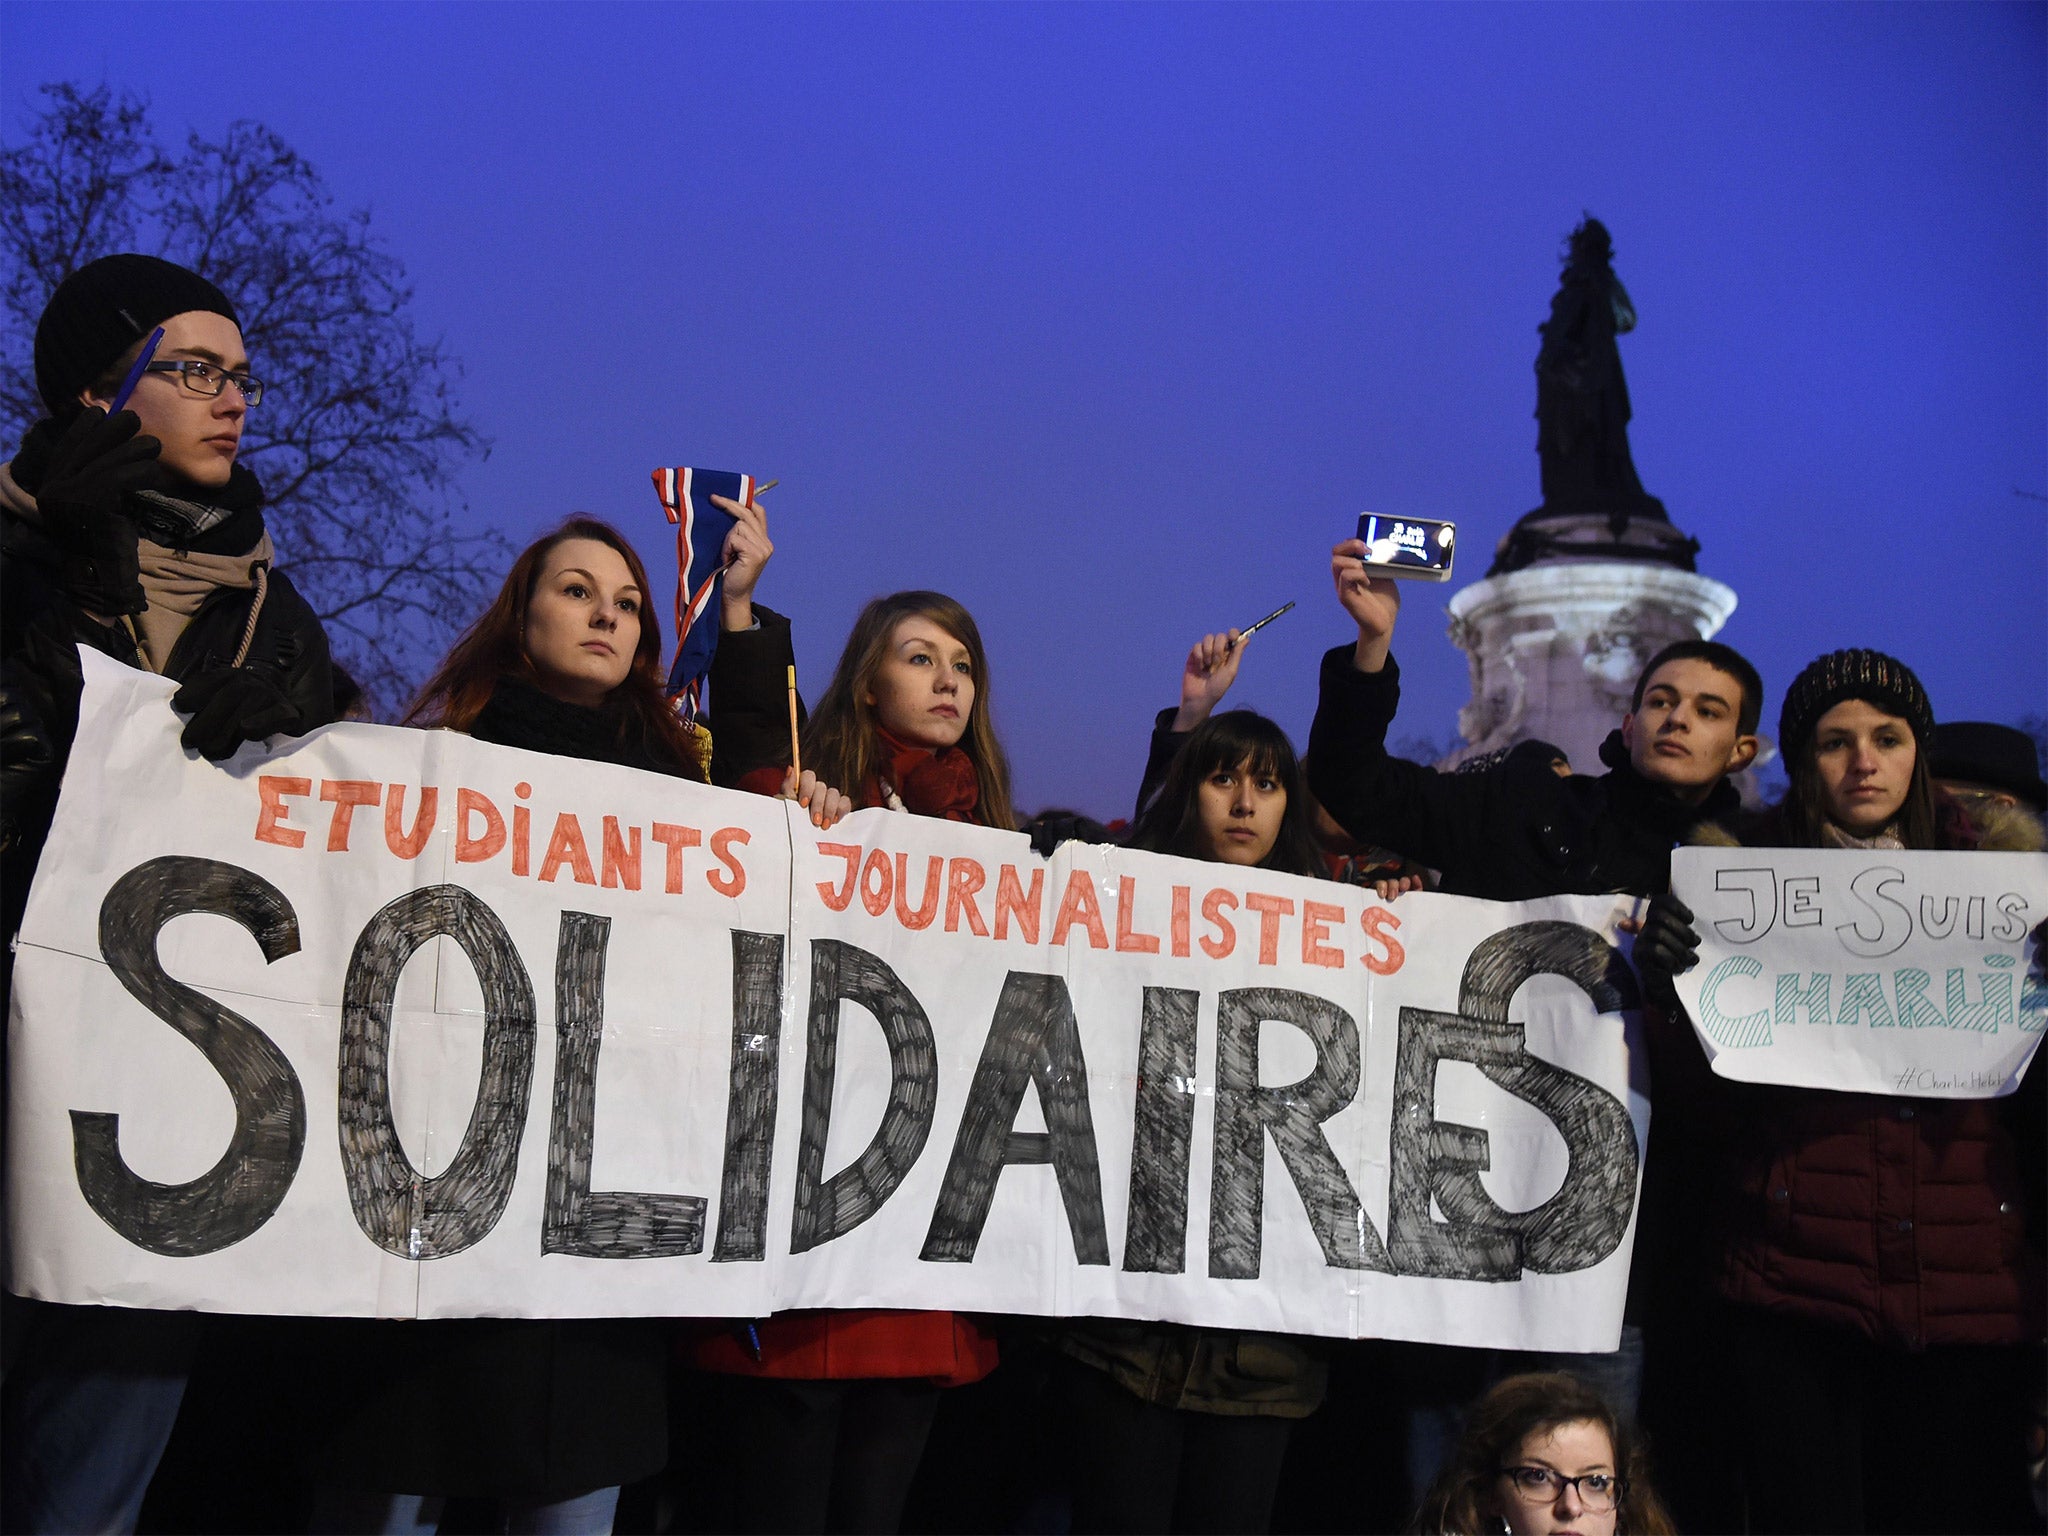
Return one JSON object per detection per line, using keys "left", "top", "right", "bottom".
{"left": 1356, "top": 513, "right": 1456, "bottom": 582}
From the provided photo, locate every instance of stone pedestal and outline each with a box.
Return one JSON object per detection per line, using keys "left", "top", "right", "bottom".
{"left": 1441, "top": 561, "right": 1737, "bottom": 775}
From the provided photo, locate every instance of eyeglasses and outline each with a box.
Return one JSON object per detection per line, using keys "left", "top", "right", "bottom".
{"left": 141, "top": 359, "right": 265, "bottom": 407}
{"left": 1500, "top": 1466, "right": 1623, "bottom": 1512}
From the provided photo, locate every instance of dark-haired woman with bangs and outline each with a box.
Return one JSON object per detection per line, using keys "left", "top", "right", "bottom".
{"left": 1127, "top": 627, "right": 1424, "bottom": 898}
{"left": 304, "top": 516, "right": 702, "bottom": 1536}
{"left": 1047, "top": 629, "right": 1350, "bottom": 1535}
{"left": 1129, "top": 705, "right": 1330, "bottom": 876}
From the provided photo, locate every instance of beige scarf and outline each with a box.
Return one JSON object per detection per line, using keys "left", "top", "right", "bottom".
{"left": 1821, "top": 820, "right": 1905, "bottom": 851}
{"left": 0, "top": 459, "right": 274, "bottom": 673}
{"left": 132, "top": 534, "right": 275, "bottom": 673}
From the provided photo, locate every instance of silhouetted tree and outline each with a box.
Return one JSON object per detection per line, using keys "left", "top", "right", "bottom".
{"left": 1, "top": 83, "right": 505, "bottom": 712}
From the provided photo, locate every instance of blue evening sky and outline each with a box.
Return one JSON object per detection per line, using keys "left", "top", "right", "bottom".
{"left": 8, "top": 2, "right": 2043, "bottom": 817}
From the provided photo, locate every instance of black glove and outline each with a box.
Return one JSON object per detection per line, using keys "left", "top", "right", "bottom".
{"left": 38, "top": 407, "right": 161, "bottom": 616}
{"left": 1632, "top": 892, "right": 1701, "bottom": 1007}
{"left": 172, "top": 666, "right": 305, "bottom": 761}
{"left": 0, "top": 685, "right": 58, "bottom": 847}
{"left": 1025, "top": 810, "right": 1112, "bottom": 859}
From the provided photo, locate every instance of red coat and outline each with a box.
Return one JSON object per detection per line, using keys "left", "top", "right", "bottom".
{"left": 1675, "top": 800, "right": 2047, "bottom": 1348}
{"left": 689, "top": 1310, "right": 998, "bottom": 1385}
{"left": 693, "top": 732, "right": 999, "bottom": 1384}
{"left": 1712, "top": 1075, "right": 2042, "bottom": 1347}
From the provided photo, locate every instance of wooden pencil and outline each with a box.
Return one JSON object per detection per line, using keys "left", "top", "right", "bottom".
{"left": 786, "top": 664, "right": 802, "bottom": 778}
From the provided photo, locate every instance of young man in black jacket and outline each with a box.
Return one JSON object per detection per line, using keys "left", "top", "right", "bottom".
{"left": 1306, "top": 537, "right": 1762, "bottom": 901}
{"left": 1, "top": 254, "right": 342, "bottom": 1535}
{"left": 1301, "top": 536, "right": 1763, "bottom": 1499}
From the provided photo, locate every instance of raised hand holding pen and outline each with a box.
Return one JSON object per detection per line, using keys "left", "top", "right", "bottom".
{"left": 715, "top": 490, "right": 773, "bottom": 632}
{"left": 1172, "top": 629, "right": 1249, "bottom": 731}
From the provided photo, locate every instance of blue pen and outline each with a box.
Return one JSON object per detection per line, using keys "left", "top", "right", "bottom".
{"left": 106, "top": 326, "right": 165, "bottom": 413}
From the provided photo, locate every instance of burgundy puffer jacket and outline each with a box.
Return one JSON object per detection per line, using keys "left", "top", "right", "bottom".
{"left": 1676, "top": 800, "right": 2047, "bottom": 1349}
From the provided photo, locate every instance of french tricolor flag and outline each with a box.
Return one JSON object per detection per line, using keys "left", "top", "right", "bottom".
{"left": 651, "top": 466, "right": 753, "bottom": 717}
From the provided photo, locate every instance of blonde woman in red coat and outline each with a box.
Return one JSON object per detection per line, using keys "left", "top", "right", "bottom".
{"left": 690, "top": 584, "right": 1012, "bottom": 1534}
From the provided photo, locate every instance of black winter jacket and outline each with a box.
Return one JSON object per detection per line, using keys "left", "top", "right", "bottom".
{"left": 1, "top": 459, "right": 337, "bottom": 947}
{"left": 1304, "top": 647, "right": 1741, "bottom": 901}
{"left": 299, "top": 678, "right": 674, "bottom": 1501}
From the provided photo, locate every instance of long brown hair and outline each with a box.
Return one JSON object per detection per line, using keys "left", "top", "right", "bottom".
{"left": 801, "top": 590, "right": 1016, "bottom": 830}
{"left": 1408, "top": 1372, "right": 1676, "bottom": 1536}
{"left": 405, "top": 515, "right": 708, "bottom": 779}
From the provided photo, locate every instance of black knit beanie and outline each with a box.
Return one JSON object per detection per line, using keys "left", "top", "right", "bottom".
{"left": 1778, "top": 648, "right": 1935, "bottom": 763}
{"left": 33, "top": 254, "right": 239, "bottom": 417}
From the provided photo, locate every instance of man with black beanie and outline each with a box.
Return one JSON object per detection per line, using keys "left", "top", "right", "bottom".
{"left": 1, "top": 253, "right": 342, "bottom": 1534}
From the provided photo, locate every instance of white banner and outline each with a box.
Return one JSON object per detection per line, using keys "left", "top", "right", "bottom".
{"left": 1670, "top": 846, "right": 2048, "bottom": 1098}
{"left": 7, "top": 652, "right": 1654, "bottom": 1350}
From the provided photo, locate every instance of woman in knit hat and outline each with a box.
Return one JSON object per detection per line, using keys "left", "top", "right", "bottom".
{"left": 1634, "top": 648, "right": 2045, "bottom": 1534}
{"left": 1, "top": 255, "right": 344, "bottom": 1536}
{"left": 1772, "top": 647, "right": 1946, "bottom": 849}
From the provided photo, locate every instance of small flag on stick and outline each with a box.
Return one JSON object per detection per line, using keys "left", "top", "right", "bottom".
{"left": 651, "top": 466, "right": 753, "bottom": 718}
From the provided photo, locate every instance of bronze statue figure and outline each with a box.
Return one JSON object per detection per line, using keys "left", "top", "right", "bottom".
{"left": 1491, "top": 217, "right": 1696, "bottom": 574}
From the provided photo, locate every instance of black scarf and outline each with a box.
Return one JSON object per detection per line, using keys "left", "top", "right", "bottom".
{"left": 469, "top": 675, "right": 683, "bottom": 778}
{"left": 9, "top": 414, "right": 267, "bottom": 556}
{"left": 1596, "top": 726, "right": 1742, "bottom": 838}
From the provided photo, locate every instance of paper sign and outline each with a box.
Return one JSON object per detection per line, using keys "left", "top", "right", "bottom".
{"left": 1670, "top": 845, "right": 2048, "bottom": 1097}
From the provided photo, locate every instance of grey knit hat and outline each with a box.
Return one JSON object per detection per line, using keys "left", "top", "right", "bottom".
{"left": 34, "top": 254, "right": 239, "bottom": 417}
{"left": 1778, "top": 648, "right": 1934, "bottom": 762}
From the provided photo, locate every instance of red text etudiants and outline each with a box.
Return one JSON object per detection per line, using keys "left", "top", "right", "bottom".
{"left": 252, "top": 775, "right": 751, "bottom": 898}
{"left": 812, "top": 842, "right": 1406, "bottom": 975}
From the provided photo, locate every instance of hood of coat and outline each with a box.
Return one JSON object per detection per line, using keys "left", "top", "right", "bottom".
{"left": 1966, "top": 796, "right": 2048, "bottom": 853}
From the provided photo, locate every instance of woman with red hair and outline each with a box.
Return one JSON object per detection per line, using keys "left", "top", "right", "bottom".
{"left": 306, "top": 516, "right": 702, "bottom": 1536}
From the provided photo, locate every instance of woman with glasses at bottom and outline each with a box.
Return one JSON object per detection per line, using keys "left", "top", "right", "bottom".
{"left": 1407, "top": 1372, "right": 1676, "bottom": 1536}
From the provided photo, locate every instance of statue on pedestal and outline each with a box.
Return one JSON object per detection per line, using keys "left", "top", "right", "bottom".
{"left": 1448, "top": 217, "right": 1738, "bottom": 775}
{"left": 1491, "top": 217, "right": 1699, "bottom": 574}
